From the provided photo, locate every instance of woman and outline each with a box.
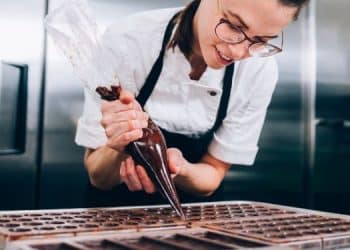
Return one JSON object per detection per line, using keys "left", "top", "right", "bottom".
{"left": 76, "top": 0, "right": 309, "bottom": 205}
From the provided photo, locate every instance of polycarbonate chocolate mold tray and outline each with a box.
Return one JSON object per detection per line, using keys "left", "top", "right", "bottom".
{"left": 205, "top": 213, "right": 350, "bottom": 244}
{"left": 0, "top": 202, "right": 298, "bottom": 241}
{"left": 9, "top": 228, "right": 292, "bottom": 250}
{"left": 3, "top": 201, "right": 350, "bottom": 250}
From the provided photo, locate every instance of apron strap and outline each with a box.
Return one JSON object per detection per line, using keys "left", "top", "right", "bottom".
{"left": 136, "top": 13, "right": 180, "bottom": 107}
{"left": 212, "top": 63, "right": 234, "bottom": 132}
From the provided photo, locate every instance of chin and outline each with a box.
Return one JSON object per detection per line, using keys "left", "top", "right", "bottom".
{"left": 207, "top": 62, "right": 223, "bottom": 69}
{"left": 205, "top": 56, "right": 227, "bottom": 69}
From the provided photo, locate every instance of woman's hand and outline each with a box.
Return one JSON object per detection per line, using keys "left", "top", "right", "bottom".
{"left": 120, "top": 148, "right": 189, "bottom": 193}
{"left": 100, "top": 89, "right": 149, "bottom": 152}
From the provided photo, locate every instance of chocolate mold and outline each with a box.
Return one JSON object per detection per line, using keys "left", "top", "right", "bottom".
{"left": 3, "top": 201, "right": 350, "bottom": 250}
{"left": 205, "top": 214, "right": 350, "bottom": 244}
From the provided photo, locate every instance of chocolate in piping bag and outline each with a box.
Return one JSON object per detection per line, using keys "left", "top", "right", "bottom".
{"left": 96, "top": 86, "right": 185, "bottom": 220}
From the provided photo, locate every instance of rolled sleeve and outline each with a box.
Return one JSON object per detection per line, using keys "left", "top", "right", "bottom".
{"left": 209, "top": 134, "right": 258, "bottom": 165}
{"left": 75, "top": 117, "right": 107, "bottom": 149}
{"left": 75, "top": 88, "right": 107, "bottom": 149}
{"left": 208, "top": 58, "right": 278, "bottom": 165}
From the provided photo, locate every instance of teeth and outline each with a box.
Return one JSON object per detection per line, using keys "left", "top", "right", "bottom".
{"left": 221, "top": 53, "right": 231, "bottom": 61}
{"left": 217, "top": 49, "right": 232, "bottom": 61}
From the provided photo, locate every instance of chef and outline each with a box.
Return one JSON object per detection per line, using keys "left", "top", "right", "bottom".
{"left": 75, "top": 0, "right": 309, "bottom": 205}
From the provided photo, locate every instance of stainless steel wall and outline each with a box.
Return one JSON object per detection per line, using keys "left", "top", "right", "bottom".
{"left": 314, "top": 0, "right": 350, "bottom": 214}
{"left": 0, "top": 0, "right": 46, "bottom": 209}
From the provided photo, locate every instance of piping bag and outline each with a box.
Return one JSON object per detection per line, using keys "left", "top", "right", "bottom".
{"left": 45, "top": 0, "right": 185, "bottom": 219}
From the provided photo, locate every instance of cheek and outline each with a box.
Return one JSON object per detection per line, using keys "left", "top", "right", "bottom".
{"left": 198, "top": 22, "right": 219, "bottom": 57}
{"left": 200, "top": 19, "right": 217, "bottom": 45}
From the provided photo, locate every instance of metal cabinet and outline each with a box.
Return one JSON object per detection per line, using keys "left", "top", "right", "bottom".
{"left": 0, "top": 0, "right": 46, "bottom": 210}
{"left": 314, "top": 0, "right": 350, "bottom": 214}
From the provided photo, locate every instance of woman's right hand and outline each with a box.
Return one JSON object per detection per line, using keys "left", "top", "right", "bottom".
{"left": 100, "top": 89, "right": 149, "bottom": 152}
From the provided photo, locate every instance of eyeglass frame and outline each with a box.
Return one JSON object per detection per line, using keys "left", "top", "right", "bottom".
{"left": 215, "top": 0, "right": 284, "bottom": 57}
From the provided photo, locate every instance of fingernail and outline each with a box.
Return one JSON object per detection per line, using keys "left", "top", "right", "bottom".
{"left": 128, "top": 157, "right": 133, "bottom": 164}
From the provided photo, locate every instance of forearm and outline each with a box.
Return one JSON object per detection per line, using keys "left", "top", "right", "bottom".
{"left": 84, "top": 147, "right": 127, "bottom": 190}
{"left": 174, "top": 162, "right": 224, "bottom": 196}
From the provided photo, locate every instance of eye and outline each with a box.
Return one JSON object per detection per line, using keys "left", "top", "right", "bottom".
{"left": 229, "top": 23, "right": 242, "bottom": 32}
{"left": 253, "top": 37, "right": 268, "bottom": 43}
{"left": 259, "top": 39, "right": 269, "bottom": 43}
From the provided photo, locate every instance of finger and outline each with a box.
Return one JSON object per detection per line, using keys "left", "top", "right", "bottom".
{"left": 119, "top": 89, "right": 135, "bottom": 105}
{"left": 125, "top": 158, "right": 142, "bottom": 191}
{"left": 105, "top": 120, "right": 148, "bottom": 138}
{"left": 104, "top": 110, "right": 149, "bottom": 124}
{"left": 120, "top": 160, "right": 135, "bottom": 192}
{"left": 136, "top": 165, "right": 157, "bottom": 194}
{"left": 107, "top": 129, "right": 143, "bottom": 149}
{"left": 120, "top": 161, "right": 127, "bottom": 183}
{"left": 131, "top": 99, "right": 143, "bottom": 111}
{"left": 167, "top": 148, "right": 181, "bottom": 174}
{"left": 167, "top": 148, "right": 187, "bottom": 176}
{"left": 101, "top": 100, "right": 134, "bottom": 114}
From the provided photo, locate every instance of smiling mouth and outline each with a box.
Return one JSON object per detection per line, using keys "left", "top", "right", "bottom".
{"left": 215, "top": 47, "right": 233, "bottom": 63}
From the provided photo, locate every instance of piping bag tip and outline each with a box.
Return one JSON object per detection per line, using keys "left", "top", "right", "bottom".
{"left": 178, "top": 210, "right": 186, "bottom": 221}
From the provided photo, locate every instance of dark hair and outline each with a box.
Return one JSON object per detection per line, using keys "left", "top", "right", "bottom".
{"left": 279, "top": 0, "right": 310, "bottom": 19}
{"left": 168, "top": 0, "right": 200, "bottom": 57}
{"left": 279, "top": 0, "right": 309, "bottom": 7}
{"left": 169, "top": 0, "right": 309, "bottom": 55}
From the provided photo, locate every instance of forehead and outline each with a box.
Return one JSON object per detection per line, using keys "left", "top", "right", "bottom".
{"left": 221, "top": 0, "right": 296, "bottom": 35}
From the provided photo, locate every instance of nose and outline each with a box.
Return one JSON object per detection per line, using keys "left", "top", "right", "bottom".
{"left": 228, "top": 40, "right": 250, "bottom": 60}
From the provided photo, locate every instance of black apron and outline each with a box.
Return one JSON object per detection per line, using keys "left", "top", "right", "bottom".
{"left": 86, "top": 12, "right": 235, "bottom": 207}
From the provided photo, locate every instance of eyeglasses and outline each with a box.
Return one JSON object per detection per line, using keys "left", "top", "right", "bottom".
{"left": 215, "top": 0, "right": 284, "bottom": 57}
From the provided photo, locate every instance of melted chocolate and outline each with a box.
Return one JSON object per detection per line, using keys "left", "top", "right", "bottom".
{"left": 96, "top": 86, "right": 185, "bottom": 219}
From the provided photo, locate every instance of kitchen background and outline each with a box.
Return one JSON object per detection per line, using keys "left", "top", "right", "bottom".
{"left": 0, "top": 0, "right": 349, "bottom": 214}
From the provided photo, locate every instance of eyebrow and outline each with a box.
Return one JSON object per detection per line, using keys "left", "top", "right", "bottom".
{"left": 226, "top": 10, "right": 249, "bottom": 29}
{"left": 225, "top": 10, "right": 279, "bottom": 39}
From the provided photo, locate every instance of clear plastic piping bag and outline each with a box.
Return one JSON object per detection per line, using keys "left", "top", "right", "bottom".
{"left": 45, "top": 0, "right": 120, "bottom": 92}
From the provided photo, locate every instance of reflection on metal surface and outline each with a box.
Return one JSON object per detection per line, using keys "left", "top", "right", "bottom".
{"left": 300, "top": 0, "right": 317, "bottom": 209}
{"left": 0, "top": 62, "right": 28, "bottom": 155}
{"left": 316, "top": 0, "right": 350, "bottom": 120}
{"left": 313, "top": 0, "right": 350, "bottom": 214}
{"left": 0, "top": 0, "right": 46, "bottom": 210}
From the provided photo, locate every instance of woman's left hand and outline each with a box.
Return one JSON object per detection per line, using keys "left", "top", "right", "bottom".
{"left": 120, "top": 148, "right": 189, "bottom": 194}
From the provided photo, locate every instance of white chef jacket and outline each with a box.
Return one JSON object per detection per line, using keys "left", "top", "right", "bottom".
{"left": 75, "top": 7, "right": 279, "bottom": 166}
